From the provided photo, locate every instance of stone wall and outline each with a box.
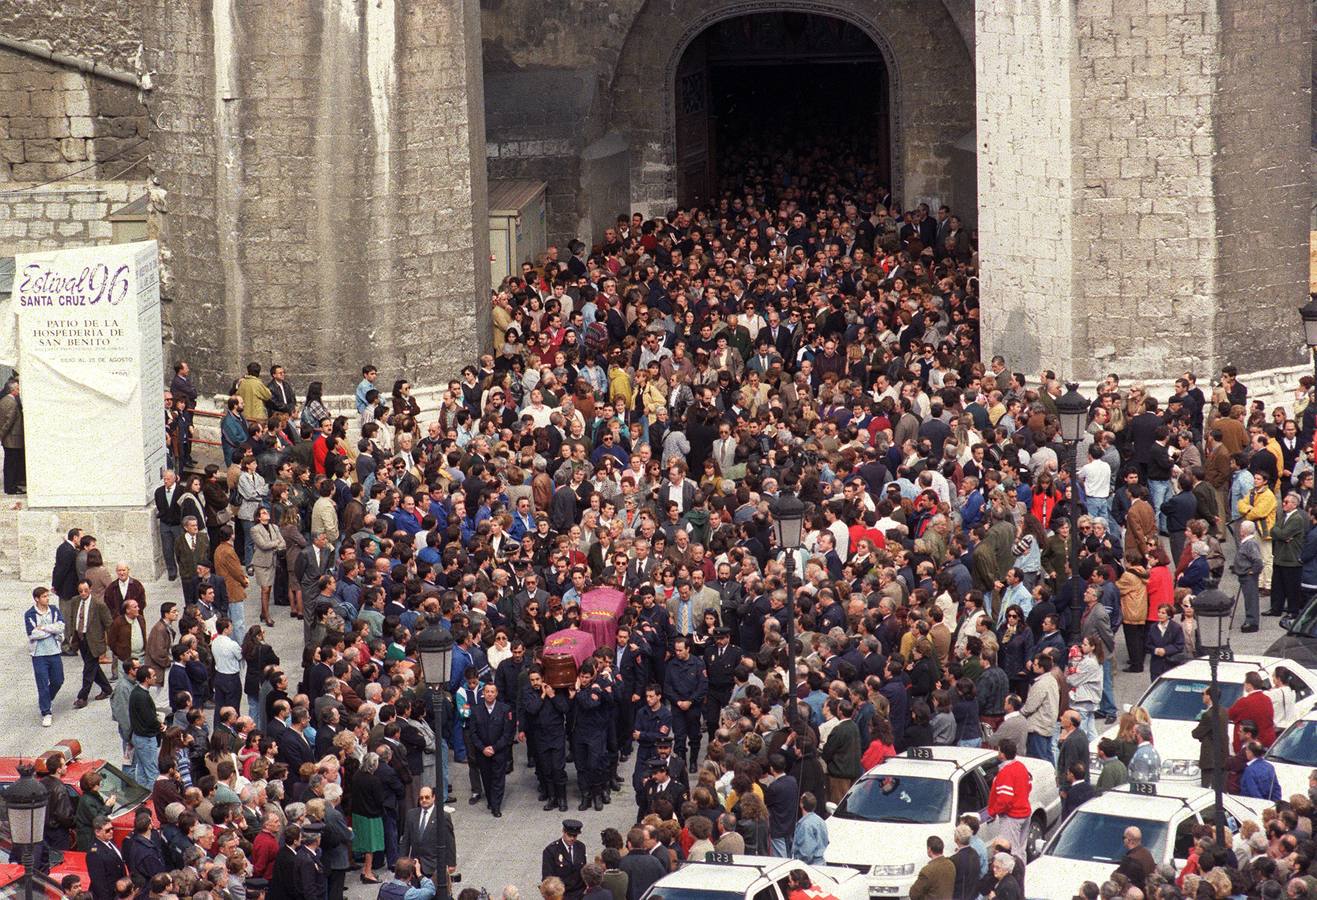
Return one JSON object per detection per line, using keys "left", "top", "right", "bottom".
{"left": 142, "top": 0, "right": 491, "bottom": 395}
{"left": 0, "top": 180, "right": 145, "bottom": 254}
{"left": 0, "top": 0, "right": 143, "bottom": 71}
{"left": 978, "top": 0, "right": 1311, "bottom": 382}
{"left": 0, "top": 47, "right": 148, "bottom": 183}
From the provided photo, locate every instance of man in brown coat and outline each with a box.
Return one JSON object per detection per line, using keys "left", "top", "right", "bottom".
{"left": 909, "top": 835, "right": 956, "bottom": 900}
{"left": 71, "top": 580, "right": 113, "bottom": 707}
{"left": 108, "top": 599, "right": 148, "bottom": 670}
{"left": 1123, "top": 484, "right": 1157, "bottom": 565}
{"left": 213, "top": 524, "right": 249, "bottom": 627}
{"left": 145, "top": 601, "right": 180, "bottom": 673}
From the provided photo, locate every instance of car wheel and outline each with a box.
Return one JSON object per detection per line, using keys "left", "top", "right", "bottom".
{"left": 1027, "top": 814, "right": 1046, "bottom": 861}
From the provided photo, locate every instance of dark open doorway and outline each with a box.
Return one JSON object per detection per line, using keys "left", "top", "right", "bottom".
{"left": 675, "top": 12, "right": 889, "bottom": 208}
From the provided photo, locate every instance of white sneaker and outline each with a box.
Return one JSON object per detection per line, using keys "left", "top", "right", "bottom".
{"left": 40, "top": 715, "right": 51, "bottom": 727}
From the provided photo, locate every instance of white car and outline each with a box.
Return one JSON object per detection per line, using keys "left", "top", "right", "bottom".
{"left": 1027, "top": 782, "right": 1269, "bottom": 900}
{"left": 638, "top": 854, "right": 868, "bottom": 900}
{"left": 824, "top": 746, "right": 1062, "bottom": 898}
{"left": 1264, "top": 708, "right": 1317, "bottom": 800}
{"left": 1094, "top": 656, "right": 1317, "bottom": 782}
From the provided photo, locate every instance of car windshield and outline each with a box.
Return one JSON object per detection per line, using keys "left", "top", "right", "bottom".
{"left": 833, "top": 774, "right": 953, "bottom": 824}
{"left": 0, "top": 874, "right": 67, "bottom": 900}
{"left": 96, "top": 763, "right": 150, "bottom": 815}
{"left": 1047, "top": 812, "right": 1168, "bottom": 863}
{"left": 1268, "top": 720, "right": 1317, "bottom": 766}
{"left": 1140, "top": 678, "right": 1243, "bottom": 721}
{"left": 640, "top": 889, "right": 746, "bottom": 900}
{"left": 1288, "top": 599, "right": 1317, "bottom": 638}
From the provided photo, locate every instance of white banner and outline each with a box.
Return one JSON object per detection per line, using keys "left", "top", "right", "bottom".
{"left": 13, "top": 241, "right": 166, "bottom": 507}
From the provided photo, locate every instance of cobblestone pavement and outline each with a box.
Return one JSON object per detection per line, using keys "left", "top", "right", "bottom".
{"left": 0, "top": 562, "right": 1284, "bottom": 897}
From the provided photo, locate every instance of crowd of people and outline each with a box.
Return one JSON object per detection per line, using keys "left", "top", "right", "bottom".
{"left": 20, "top": 149, "right": 1317, "bottom": 900}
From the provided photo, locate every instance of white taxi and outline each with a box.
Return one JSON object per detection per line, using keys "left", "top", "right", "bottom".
{"left": 824, "top": 746, "right": 1062, "bottom": 898}
{"left": 639, "top": 854, "right": 868, "bottom": 900}
{"left": 1026, "top": 782, "right": 1269, "bottom": 900}
{"left": 1094, "top": 656, "right": 1317, "bottom": 782}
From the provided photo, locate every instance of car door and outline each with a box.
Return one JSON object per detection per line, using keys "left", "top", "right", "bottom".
{"left": 958, "top": 767, "right": 990, "bottom": 819}
{"left": 1170, "top": 812, "right": 1199, "bottom": 868}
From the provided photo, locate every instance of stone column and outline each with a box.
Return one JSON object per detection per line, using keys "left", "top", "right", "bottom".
{"left": 977, "top": 0, "right": 1311, "bottom": 381}
{"left": 143, "top": 0, "right": 490, "bottom": 393}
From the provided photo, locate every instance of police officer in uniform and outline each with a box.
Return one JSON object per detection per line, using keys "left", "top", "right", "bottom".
{"left": 572, "top": 661, "right": 610, "bottom": 811}
{"left": 522, "top": 664, "right": 570, "bottom": 811}
{"left": 542, "top": 819, "right": 587, "bottom": 900}
{"left": 297, "top": 823, "right": 328, "bottom": 900}
{"left": 631, "top": 683, "right": 673, "bottom": 803}
{"left": 703, "top": 626, "right": 740, "bottom": 742}
{"left": 640, "top": 759, "right": 687, "bottom": 818}
{"left": 663, "top": 635, "right": 708, "bottom": 773}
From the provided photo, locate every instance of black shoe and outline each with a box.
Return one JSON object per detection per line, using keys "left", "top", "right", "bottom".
{"left": 619, "top": 753, "right": 631, "bottom": 763}
{"left": 558, "top": 797, "right": 568, "bottom": 812}
{"left": 543, "top": 797, "right": 558, "bottom": 811}
{"left": 578, "top": 796, "right": 591, "bottom": 811}
{"left": 593, "top": 795, "right": 604, "bottom": 812}
{"left": 1241, "top": 625, "right": 1260, "bottom": 633}
{"left": 1104, "top": 716, "right": 1117, "bottom": 724}
{"left": 689, "top": 757, "right": 699, "bottom": 773}
{"left": 168, "top": 573, "right": 178, "bottom": 581}
{"left": 610, "top": 778, "right": 624, "bottom": 791}
{"left": 538, "top": 788, "right": 549, "bottom": 802}
{"left": 601, "top": 789, "right": 611, "bottom": 804}
{"left": 1263, "top": 610, "right": 1284, "bottom": 617}
{"left": 492, "top": 809, "right": 502, "bottom": 818}
{"left": 445, "top": 795, "right": 456, "bottom": 804}
{"left": 468, "top": 794, "right": 482, "bottom": 805}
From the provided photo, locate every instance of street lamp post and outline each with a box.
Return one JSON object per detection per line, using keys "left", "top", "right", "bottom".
{"left": 418, "top": 625, "right": 455, "bottom": 900}
{"left": 773, "top": 492, "right": 805, "bottom": 731}
{"left": 1193, "top": 588, "right": 1234, "bottom": 849}
{"left": 1055, "top": 383, "right": 1090, "bottom": 633}
{"left": 1299, "top": 294, "right": 1317, "bottom": 394}
{"left": 3, "top": 763, "right": 48, "bottom": 900}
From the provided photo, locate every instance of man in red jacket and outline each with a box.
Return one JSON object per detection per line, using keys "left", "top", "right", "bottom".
{"left": 1227, "top": 672, "right": 1276, "bottom": 752}
{"left": 986, "top": 740, "right": 1033, "bottom": 856}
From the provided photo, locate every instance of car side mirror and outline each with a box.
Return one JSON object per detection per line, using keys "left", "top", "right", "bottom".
{"left": 1122, "top": 703, "right": 1132, "bottom": 713}
{"left": 826, "top": 802, "right": 837, "bottom": 815}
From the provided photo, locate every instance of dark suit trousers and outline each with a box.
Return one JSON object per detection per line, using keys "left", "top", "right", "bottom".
{"left": 477, "top": 750, "right": 507, "bottom": 811}
{"left": 3, "top": 446, "right": 24, "bottom": 494}
{"left": 672, "top": 701, "right": 702, "bottom": 763}
{"left": 77, "top": 639, "right": 111, "bottom": 700}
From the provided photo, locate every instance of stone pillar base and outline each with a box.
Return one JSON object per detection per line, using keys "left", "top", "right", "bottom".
{"left": 4, "top": 503, "right": 164, "bottom": 583}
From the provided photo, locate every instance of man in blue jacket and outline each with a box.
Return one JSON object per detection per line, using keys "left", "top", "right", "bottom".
{"left": 1239, "top": 741, "right": 1282, "bottom": 802}
{"left": 25, "top": 586, "right": 65, "bottom": 727}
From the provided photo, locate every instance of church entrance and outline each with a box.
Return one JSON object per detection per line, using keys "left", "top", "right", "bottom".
{"left": 674, "top": 11, "right": 890, "bottom": 208}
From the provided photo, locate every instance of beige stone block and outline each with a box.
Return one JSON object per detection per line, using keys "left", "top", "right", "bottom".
{"left": 28, "top": 219, "right": 53, "bottom": 237}
{"left": 43, "top": 201, "right": 70, "bottom": 219}
{"left": 55, "top": 221, "right": 83, "bottom": 237}
{"left": 68, "top": 117, "right": 95, "bottom": 139}
{"left": 22, "top": 140, "right": 61, "bottom": 163}
{"left": 0, "top": 219, "right": 27, "bottom": 237}
{"left": 63, "top": 91, "right": 92, "bottom": 117}
{"left": 27, "top": 91, "right": 61, "bottom": 118}
{"left": 70, "top": 202, "right": 101, "bottom": 221}
{"left": 58, "top": 138, "right": 87, "bottom": 162}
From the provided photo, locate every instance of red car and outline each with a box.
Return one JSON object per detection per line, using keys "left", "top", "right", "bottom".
{"left": 0, "top": 861, "right": 77, "bottom": 900}
{"left": 0, "top": 741, "right": 153, "bottom": 848}
{"left": 0, "top": 848, "right": 86, "bottom": 894}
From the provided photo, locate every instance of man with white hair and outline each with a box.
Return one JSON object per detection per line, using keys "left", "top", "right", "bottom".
{"left": 1231, "top": 519, "right": 1264, "bottom": 632}
{"left": 1270, "top": 492, "right": 1307, "bottom": 619}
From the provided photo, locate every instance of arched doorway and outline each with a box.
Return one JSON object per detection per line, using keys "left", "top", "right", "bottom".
{"left": 674, "top": 12, "right": 890, "bottom": 207}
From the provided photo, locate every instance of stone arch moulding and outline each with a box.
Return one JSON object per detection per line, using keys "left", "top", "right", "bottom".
{"left": 649, "top": 0, "right": 905, "bottom": 209}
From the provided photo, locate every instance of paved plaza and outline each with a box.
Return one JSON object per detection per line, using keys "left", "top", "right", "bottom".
{"left": 0, "top": 556, "right": 1287, "bottom": 897}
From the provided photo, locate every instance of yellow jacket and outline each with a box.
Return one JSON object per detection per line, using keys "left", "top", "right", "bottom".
{"left": 1238, "top": 486, "right": 1277, "bottom": 537}
{"left": 608, "top": 366, "right": 633, "bottom": 408}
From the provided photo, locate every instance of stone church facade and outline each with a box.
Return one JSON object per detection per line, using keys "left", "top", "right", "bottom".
{"left": 0, "top": 0, "right": 1310, "bottom": 391}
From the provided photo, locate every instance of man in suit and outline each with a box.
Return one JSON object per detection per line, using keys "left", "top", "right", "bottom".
{"left": 174, "top": 516, "right": 210, "bottom": 607}
{"left": 71, "top": 579, "right": 113, "bottom": 708}
{"left": 910, "top": 836, "right": 956, "bottom": 900}
{"left": 617, "top": 828, "right": 665, "bottom": 900}
{"left": 154, "top": 471, "right": 183, "bottom": 582}
{"left": 299, "top": 532, "right": 336, "bottom": 598}
{"left": 470, "top": 681, "right": 514, "bottom": 816}
{"left": 87, "top": 816, "right": 127, "bottom": 900}
{"left": 104, "top": 563, "right": 148, "bottom": 619}
{"left": 277, "top": 707, "right": 316, "bottom": 783}
{"left": 52, "top": 527, "right": 82, "bottom": 654}
{"left": 267, "top": 364, "right": 297, "bottom": 416}
{"left": 296, "top": 825, "right": 327, "bottom": 900}
{"left": 268, "top": 824, "right": 303, "bottom": 900}
{"left": 400, "top": 786, "right": 456, "bottom": 879}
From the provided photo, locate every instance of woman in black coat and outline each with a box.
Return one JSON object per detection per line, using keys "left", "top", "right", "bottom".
{"left": 1145, "top": 604, "right": 1186, "bottom": 680}
{"left": 997, "top": 607, "right": 1036, "bottom": 697}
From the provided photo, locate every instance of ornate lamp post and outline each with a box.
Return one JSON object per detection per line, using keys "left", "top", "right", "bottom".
{"left": 418, "top": 625, "right": 454, "bottom": 900}
{"left": 773, "top": 492, "right": 805, "bottom": 729}
{"left": 3, "top": 763, "right": 48, "bottom": 900}
{"left": 1055, "top": 382, "right": 1090, "bottom": 628}
{"left": 1193, "top": 588, "right": 1234, "bottom": 849}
